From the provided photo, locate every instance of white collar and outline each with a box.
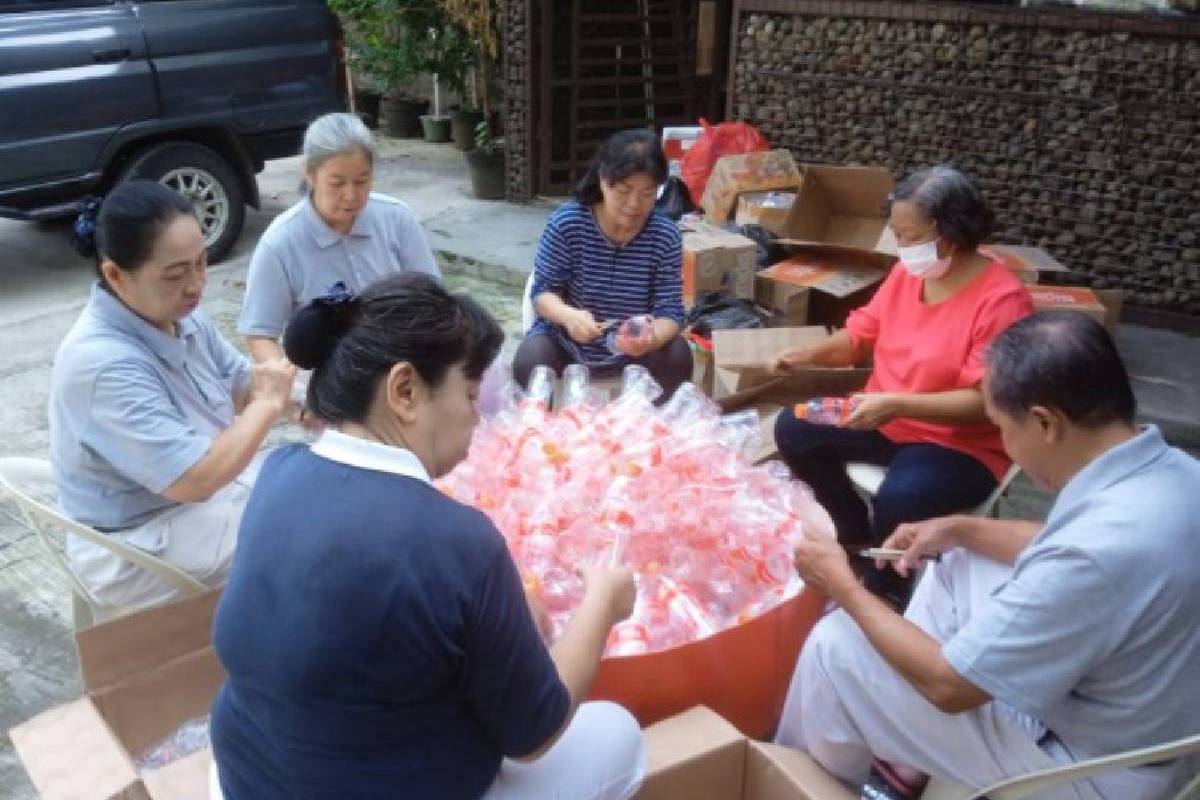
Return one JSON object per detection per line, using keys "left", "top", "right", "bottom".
{"left": 310, "top": 428, "right": 431, "bottom": 484}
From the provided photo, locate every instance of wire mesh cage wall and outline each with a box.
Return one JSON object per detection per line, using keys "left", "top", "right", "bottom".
{"left": 729, "top": 0, "right": 1200, "bottom": 317}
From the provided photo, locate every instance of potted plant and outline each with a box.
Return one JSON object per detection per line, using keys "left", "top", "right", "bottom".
{"left": 420, "top": 69, "right": 452, "bottom": 142}
{"left": 440, "top": 0, "right": 504, "bottom": 195}
{"left": 329, "top": 0, "right": 437, "bottom": 138}
{"left": 450, "top": 105, "right": 485, "bottom": 151}
{"left": 464, "top": 120, "right": 505, "bottom": 199}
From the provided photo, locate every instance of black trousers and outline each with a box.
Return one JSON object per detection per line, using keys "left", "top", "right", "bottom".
{"left": 512, "top": 333, "right": 694, "bottom": 402}
{"left": 774, "top": 408, "right": 997, "bottom": 607}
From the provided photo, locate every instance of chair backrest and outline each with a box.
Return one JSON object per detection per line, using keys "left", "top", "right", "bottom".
{"left": 521, "top": 272, "right": 536, "bottom": 334}
{"left": 970, "top": 732, "right": 1200, "bottom": 800}
{"left": 977, "top": 462, "right": 1022, "bottom": 517}
{"left": 0, "top": 457, "right": 207, "bottom": 617}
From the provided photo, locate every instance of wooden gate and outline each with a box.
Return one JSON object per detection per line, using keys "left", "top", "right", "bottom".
{"left": 532, "top": 0, "right": 702, "bottom": 196}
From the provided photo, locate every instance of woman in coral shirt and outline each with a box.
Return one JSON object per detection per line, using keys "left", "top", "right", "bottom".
{"left": 771, "top": 166, "right": 1033, "bottom": 607}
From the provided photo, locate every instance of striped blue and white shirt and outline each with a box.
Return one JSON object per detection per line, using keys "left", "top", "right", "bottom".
{"left": 529, "top": 200, "right": 684, "bottom": 368}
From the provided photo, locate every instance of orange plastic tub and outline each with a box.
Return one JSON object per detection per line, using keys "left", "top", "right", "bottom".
{"left": 588, "top": 586, "right": 826, "bottom": 740}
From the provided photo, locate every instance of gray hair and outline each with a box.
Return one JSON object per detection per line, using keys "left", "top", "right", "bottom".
{"left": 302, "top": 112, "right": 375, "bottom": 173}
{"left": 888, "top": 165, "right": 994, "bottom": 251}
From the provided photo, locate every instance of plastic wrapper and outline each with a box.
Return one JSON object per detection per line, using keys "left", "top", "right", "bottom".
{"left": 439, "top": 367, "right": 835, "bottom": 657}
{"left": 135, "top": 715, "right": 210, "bottom": 773}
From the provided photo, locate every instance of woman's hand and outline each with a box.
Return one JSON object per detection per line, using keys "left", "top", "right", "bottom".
{"left": 843, "top": 392, "right": 906, "bottom": 430}
{"left": 793, "top": 533, "right": 858, "bottom": 600}
{"left": 615, "top": 316, "right": 658, "bottom": 358}
{"left": 563, "top": 308, "right": 604, "bottom": 344}
{"left": 769, "top": 345, "right": 816, "bottom": 375}
{"left": 880, "top": 516, "right": 972, "bottom": 577}
{"left": 248, "top": 359, "right": 297, "bottom": 419}
{"left": 579, "top": 564, "right": 637, "bottom": 626}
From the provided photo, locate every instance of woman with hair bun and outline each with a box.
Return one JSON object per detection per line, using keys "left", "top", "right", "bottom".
{"left": 48, "top": 180, "right": 295, "bottom": 611}
{"left": 771, "top": 165, "right": 1034, "bottom": 609}
{"left": 515, "top": 128, "right": 692, "bottom": 400}
{"left": 211, "top": 273, "right": 646, "bottom": 800}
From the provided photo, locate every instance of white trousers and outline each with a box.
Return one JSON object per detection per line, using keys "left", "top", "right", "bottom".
{"left": 484, "top": 701, "right": 646, "bottom": 800}
{"left": 67, "top": 457, "right": 262, "bottom": 612}
{"left": 775, "top": 550, "right": 1126, "bottom": 800}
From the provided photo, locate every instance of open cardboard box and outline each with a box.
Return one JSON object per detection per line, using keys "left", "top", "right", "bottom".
{"left": 10, "top": 589, "right": 224, "bottom": 800}
{"left": 758, "top": 165, "right": 899, "bottom": 327}
{"left": 637, "top": 706, "right": 854, "bottom": 800}
{"left": 735, "top": 190, "right": 797, "bottom": 235}
{"left": 711, "top": 327, "right": 871, "bottom": 413}
{"left": 980, "top": 244, "right": 1070, "bottom": 285}
{"left": 701, "top": 150, "right": 802, "bottom": 225}
{"left": 681, "top": 220, "right": 759, "bottom": 307}
{"left": 755, "top": 252, "right": 889, "bottom": 328}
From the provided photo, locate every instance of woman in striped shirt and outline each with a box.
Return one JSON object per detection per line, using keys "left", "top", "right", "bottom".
{"left": 513, "top": 129, "right": 692, "bottom": 400}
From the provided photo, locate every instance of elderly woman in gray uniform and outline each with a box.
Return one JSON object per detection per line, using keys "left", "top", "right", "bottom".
{"left": 238, "top": 112, "right": 440, "bottom": 363}
{"left": 49, "top": 181, "right": 294, "bottom": 611}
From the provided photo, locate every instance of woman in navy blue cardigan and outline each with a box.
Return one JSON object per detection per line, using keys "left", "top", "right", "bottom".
{"left": 210, "top": 274, "right": 645, "bottom": 800}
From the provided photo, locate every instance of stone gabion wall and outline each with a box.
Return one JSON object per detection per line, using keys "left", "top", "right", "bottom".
{"left": 501, "top": 0, "right": 532, "bottom": 200}
{"left": 731, "top": 5, "right": 1200, "bottom": 315}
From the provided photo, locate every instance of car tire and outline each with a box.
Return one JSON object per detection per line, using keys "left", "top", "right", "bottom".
{"left": 118, "top": 142, "right": 246, "bottom": 263}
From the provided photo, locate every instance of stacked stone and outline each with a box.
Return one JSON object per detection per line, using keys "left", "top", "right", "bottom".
{"left": 732, "top": 11, "right": 1200, "bottom": 316}
{"left": 501, "top": 0, "right": 531, "bottom": 200}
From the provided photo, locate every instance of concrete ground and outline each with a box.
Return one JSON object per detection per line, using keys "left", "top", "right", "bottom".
{"left": 0, "top": 136, "right": 1197, "bottom": 797}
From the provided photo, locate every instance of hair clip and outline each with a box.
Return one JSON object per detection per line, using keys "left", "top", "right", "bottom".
{"left": 312, "top": 281, "right": 358, "bottom": 310}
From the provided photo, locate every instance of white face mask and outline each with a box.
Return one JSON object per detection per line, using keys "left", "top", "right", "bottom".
{"left": 898, "top": 239, "right": 952, "bottom": 279}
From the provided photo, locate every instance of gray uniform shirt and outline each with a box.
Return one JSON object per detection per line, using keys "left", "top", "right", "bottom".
{"left": 49, "top": 284, "right": 252, "bottom": 530}
{"left": 944, "top": 426, "right": 1200, "bottom": 792}
{"left": 237, "top": 193, "right": 439, "bottom": 338}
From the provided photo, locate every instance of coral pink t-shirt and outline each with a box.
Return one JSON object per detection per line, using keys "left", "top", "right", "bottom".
{"left": 845, "top": 260, "right": 1034, "bottom": 480}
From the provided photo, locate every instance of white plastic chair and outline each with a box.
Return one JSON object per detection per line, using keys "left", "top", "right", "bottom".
{"left": 521, "top": 272, "right": 536, "bottom": 334}
{"left": 0, "top": 457, "right": 207, "bottom": 629}
{"left": 846, "top": 462, "right": 1022, "bottom": 521}
{"left": 920, "top": 731, "right": 1200, "bottom": 800}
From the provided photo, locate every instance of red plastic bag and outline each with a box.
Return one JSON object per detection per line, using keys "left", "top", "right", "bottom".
{"left": 680, "top": 119, "right": 770, "bottom": 208}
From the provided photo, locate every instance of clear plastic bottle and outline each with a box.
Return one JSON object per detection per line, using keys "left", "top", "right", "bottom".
{"left": 606, "top": 314, "right": 655, "bottom": 355}
{"left": 560, "top": 363, "right": 591, "bottom": 408}
{"left": 525, "top": 364, "right": 555, "bottom": 408}
{"left": 793, "top": 395, "right": 862, "bottom": 425}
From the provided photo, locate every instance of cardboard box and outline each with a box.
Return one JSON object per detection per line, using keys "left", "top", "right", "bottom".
{"left": 775, "top": 165, "right": 898, "bottom": 259}
{"left": 10, "top": 590, "right": 223, "bottom": 800}
{"left": 756, "top": 164, "right": 899, "bottom": 327}
{"left": 980, "top": 244, "right": 1070, "bottom": 285}
{"left": 1093, "top": 287, "right": 1125, "bottom": 334}
{"left": 681, "top": 220, "right": 759, "bottom": 306}
{"left": 1030, "top": 285, "right": 1108, "bottom": 327}
{"left": 711, "top": 327, "right": 871, "bottom": 412}
{"left": 755, "top": 255, "right": 888, "bottom": 328}
{"left": 702, "top": 150, "right": 802, "bottom": 225}
{"left": 736, "top": 190, "right": 797, "bottom": 235}
{"left": 637, "top": 706, "right": 855, "bottom": 800}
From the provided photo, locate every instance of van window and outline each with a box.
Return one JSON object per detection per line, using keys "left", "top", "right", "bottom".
{"left": 0, "top": 0, "right": 113, "bottom": 11}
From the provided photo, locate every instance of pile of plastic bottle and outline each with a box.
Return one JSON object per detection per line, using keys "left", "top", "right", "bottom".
{"left": 439, "top": 365, "right": 834, "bottom": 657}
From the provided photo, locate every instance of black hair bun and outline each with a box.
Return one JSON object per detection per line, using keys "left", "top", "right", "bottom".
{"left": 284, "top": 282, "right": 361, "bottom": 370}
{"left": 70, "top": 196, "right": 103, "bottom": 259}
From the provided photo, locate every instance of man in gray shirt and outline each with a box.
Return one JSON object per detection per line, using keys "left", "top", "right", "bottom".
{"left": 778, "top": 311, "right": 1200, "bottom": 800}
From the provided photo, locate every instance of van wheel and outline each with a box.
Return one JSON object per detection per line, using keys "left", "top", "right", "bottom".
{"left": 118, "top": 142, "right": 246, "bottom": 263}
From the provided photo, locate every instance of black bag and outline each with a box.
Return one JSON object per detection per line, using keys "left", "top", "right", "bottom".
{"left": 654, "top": 176, "right": 697, "bottom": 221}
{"left": 730, "top": 222, "right": 785, "bottom": 268}
{"left": 685, "top": 291, "right": 768, "bottom": 338}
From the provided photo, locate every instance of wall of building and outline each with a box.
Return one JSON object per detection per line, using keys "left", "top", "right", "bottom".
{"left": 729, "top": 0, "right": 1200, "bottom": 316}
